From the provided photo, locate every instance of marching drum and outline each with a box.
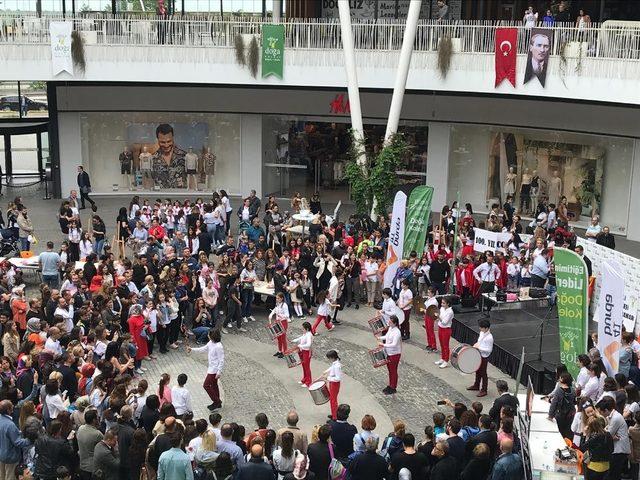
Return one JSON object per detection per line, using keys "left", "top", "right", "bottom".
{"left": 284, "top": 347, "right": 301, "bottom": 368}
{"left": 308, "top": 381, "right": 330, "bottom": 405}
{"left": 266, "top": 319, "right": 286, "bottom": 340}
{"left": 450, "top": 344, "right": 482, "bottom": 374}
{"left": 368, "top": 316, "right": 388, "bottom": 336}
{"left": 368, "top": 346, "right": 389, "bottom": 368}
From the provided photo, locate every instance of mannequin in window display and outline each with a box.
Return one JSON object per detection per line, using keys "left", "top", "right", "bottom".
{"left": 119, "top": 145, "right": 133, "bottom": 189}
{"left": 185, "top": 147, "right": 199, "bottom": 190}
{"left": 139, "top": 146, "right": 153, "bottom": 190}
{"left": 151, "top": 123, "right": 187, "bottom": 189}
{"left": 201, "top": 146, "right": 216, "bottom": 189}
{"left": 530, "top": 170, "right": 545, "bottom": 209}
{"left": 504, "top": 166, "right": 517, "bottom": 199}
{"left": 548, "top": 169, "right": 563, "bottom": 207}
{"left": 519, "top": 168, "right": 533, "bottom": 213}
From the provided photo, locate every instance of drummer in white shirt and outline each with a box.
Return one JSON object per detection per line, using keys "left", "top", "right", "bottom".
{"left": 270, "top": 292, "right": 291, "bottom": 358}
{"left": 379, "top": 288, "right": 396, "bottom": 323}
{"left": 435, "top": 297, "right": 454, "bottom": 369}
{"left": 378, "top": 315, "right": 402, "bottom": 395}
{"left": 467, "top": 319, "right": 493, "bottom": 397}
{"left": 292, "top": 321, "right": 313, "bottom": 387}
{"left": 397, "top": 280, "right": 414, "bottom": 340}
{"left": 322, "top": 350, "right": 342, "bottom": 420}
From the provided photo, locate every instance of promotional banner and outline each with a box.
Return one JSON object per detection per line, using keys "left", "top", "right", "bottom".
{"left": 524, "top": 28, "right": 553, "bottom": 87}
{"left": 262, "top": 24, "right": 285, "bottom": 79}
{"left": 597, "top": 260, "right": 625, "bottom": 376}
{"left": 403, "top": 186, "right": 433, "bottom": 257}
{"left": 623, "top": 295, "right": 639, "bottom": 334}
{"left": 555, "top": 248, "right": 589, "bottom": 379}
{"left": 383, "top": 191, "right": 407, "bottom": 288}
{"left": 473, "top": 228, "right": 512, "bottom": 254}
{"left": 495, "top": 28, "right": 517, "bottom": 87}
{"left": 49, "top": 22, "right": 73, "bottom": 76}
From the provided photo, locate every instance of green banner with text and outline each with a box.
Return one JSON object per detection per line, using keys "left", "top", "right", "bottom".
{"left": 403, "top": 185, "right": 434, "bottom": 257}
{"left": 554, "top": 248, "right": 589, "bottom": 379}
{"left": 262, "top": 24, "right": 285, "bottom": 79}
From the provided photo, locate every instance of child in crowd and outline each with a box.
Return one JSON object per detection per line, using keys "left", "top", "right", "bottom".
{"left": 171, "top": 373, "right": 194, "bottom": 419}
{"left": 506, "top": 256, "right": 520, "bottom": 290}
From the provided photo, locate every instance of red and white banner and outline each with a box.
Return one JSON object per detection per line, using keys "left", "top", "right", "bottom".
{"left": 495, "top": 28, "right": 517, "bottom": 87}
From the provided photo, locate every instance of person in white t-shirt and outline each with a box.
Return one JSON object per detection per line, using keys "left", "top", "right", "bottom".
{"left": 379, "top": 288, "right": 396, "bottom": 324}
{"left": 187, "top": 329, "right": 224, "bottom": 410}
{"left": 171, "top": 373, "right": 194, "bottom": 417}
{"left": 397, "top": 280, "right": 413, "bottom": 340}
{"left": 291, "top": 321, "right": 313, "bottom": 387}
{"left": 468, "top": 319, "right": 493, "bottom": 397}
{"left": 270, "top": 293, "right": 291, "bottom": 358}
{"left": 379, "top": 315, "right": 402, "bottom": 395}
{"left": 322, "top": 350, "right": 342, "bottom": 420}
{"left": 435, "top": 297, "right": 454, "bottom": 369}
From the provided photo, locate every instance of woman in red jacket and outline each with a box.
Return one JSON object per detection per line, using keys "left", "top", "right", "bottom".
{"left": 127, "top": 304, "right": 149, "bottom": 375}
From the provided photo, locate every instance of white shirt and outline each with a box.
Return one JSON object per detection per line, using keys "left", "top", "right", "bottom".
{"left": 191, "top": 341, "right": 224, "bottom": 375}
{"left": 476, "top": 330, "right": 494, "bottom": 358}
{"left": 380, "top": 325, "right": 402, "bottom": 356}
{"left": 293, "top": 331, "right": 312, "bottom": 351}
{"left": 222, "top": 196, "right": 232, "bottom": 213}
{"left": 507, "top": 263, "right": 520, "bottom": 277}
{"left": 317, "top": 299, "right": 331, "bottom": 317}
{"left": 576, "top": 366, "right": 590, "bottom": 389}
{"left": 44, "top": 337, "right": 62, "bottom": 356}
{"left": 171, "top": 386, "right": 193, "bottom": 416}
{"left": 438, "top": 306, "right": 454, "bottom": 328}
{"left": 398, "top": 288, "right": 413, "bottom": 311}
{"left": 328, "top": 276, "right": 339, "bottom": 302}
{"left": 424, "top": 297, "right": 438, "bottom": 315}
{"left": 364, "top": 261, "right": 379, "bottom": 281}
{"left": 46, "top": 394, "right": 67, "bottom": 419}
{"left": 381, "top": 297, "right": 396, "bottom": 320}
{"left": 270, "top": 302, "right": 290, "bottom": 321}
{"left": 326, "top": 360, "right": 342, "bottom": 383}
{"left": 582, "top": 375, "right": 600, "bottom": 401}
{"left": 54, "top": 306, "right": 74, "bottom": 333}
{"left": 473, "top": 262, "right": 500, "bottom": 282}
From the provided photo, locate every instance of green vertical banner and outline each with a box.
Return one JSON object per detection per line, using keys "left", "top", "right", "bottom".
{"left": 262, "top": 24, "right": 285, "bottom": 79}
{"left": 403, "top": 186, "right": 434, "bottom": 257}
{"left": 554, "top": 247, "right": 589, "bottom": 379}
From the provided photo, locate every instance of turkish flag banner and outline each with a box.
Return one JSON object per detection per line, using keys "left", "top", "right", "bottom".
{"left": 495, "top": 28, "right": 517, "bottom": 87}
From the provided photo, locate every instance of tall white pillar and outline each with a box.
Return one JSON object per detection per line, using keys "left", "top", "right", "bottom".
{"left": 338, "top": 0, "right": 365, "bottom": 166}
{"left": 272, "top": 0, "right": 281, "bottom": 23}
{"left": 384, "top": 0, "right": 422, "bottom": 144}
{"left": 426, "top": 122, "right": 452, "bottom": 210}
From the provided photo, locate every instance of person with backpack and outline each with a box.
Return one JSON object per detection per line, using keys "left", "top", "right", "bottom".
{"left": 347, "top": 436, "right": 388, "bottom": 480}
{"left": 380, "top": 420, "right": 406, "bottom": 463}
{"left": 548, "top": 372, "right": 575, "bottom": 439}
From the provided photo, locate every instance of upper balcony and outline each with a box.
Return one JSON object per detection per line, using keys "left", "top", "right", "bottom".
{"left": 2, "top": 15, "right": 640, "bottom": 106}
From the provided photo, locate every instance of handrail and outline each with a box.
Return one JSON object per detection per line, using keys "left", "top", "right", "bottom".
{"left": 1, "top": 16, "right": 640, "bottom": 60}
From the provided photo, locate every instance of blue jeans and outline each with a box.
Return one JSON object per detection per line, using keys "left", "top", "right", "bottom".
{"left": 94, "top": 238, "right": 105, "bottom": 256}
{"left": 43, "top": 274, "right": 59, "bottom": 290}
{"left": 19, "top": 237, "right": 29, "bottom": 252}
{"left": 241, "top": 288, "right": 254, "bottom": 317}
{"left": 192, "top": 326, "right": 210, "bottom": 344}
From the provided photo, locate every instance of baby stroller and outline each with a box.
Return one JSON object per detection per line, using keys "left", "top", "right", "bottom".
{"left": 0, "top": 229, "right": 20, "bottom": 258}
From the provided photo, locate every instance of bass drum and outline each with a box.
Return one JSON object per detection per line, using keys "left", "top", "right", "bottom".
{"left": 308, "top": 381, "right": 330, "bottom": 405}
{"left": 450, "top": 344, "right": 482, "bottom": 374}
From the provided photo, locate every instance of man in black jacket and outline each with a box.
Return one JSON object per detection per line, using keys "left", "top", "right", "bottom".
{"left": 347, "top": 436, "right": 388, "bottom": 480}
{"left": 34, "top": 420, "right": 75, "bottom": 479}
{"left": 489, "top": 380, "right": 519, "bottom": 425}
{"left": 429, "top": 253, "right": 450, "bottom": 294}
{"left": 329, "top": 404, "right": 358, "bottom": 462}
{"left": 430, "top": 440, "right": 459, "bottom": 480}
{"left": 236, "top": 444, "right": 275, "bottom": 480}
{"left": 596, "top": 226, "right": 616, "bottom": 250}
{"left": 465, "top": 414, "right": 498, "bottom": 461}
{"left": 76, "top": 166, "right": 96, "bottom": 211}
{"left": 115, "top": 405, "right": 137, "bottom": 480}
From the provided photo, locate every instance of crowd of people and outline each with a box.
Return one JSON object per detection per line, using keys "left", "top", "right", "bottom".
{"left": 0, "top": 181, "right": 624, "bottom": 480}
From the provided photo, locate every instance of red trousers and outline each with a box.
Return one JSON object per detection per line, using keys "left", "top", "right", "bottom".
{"left": 328, "top": 380, "right": 340, "bottom": 420}
{"left": 424, "top": 314, "right": 437, "bottom": 349}
{"left": 299, "top": 349, "right": 312, "bottom": 386}
{"left": 400, "top": 309, "right": 411, "bottom": 337}
{"left": 311, "top": 315, "right": 332, "bottom": 335}
{"left": 277, "top": 320, "right": 289, "bottom": 353}
{"left": 203, "top": 373, "right": 220, "bottom": 403}
{"left": 387, "top": 354, "right": 401, "bottom": 389}
{"left": 438, "top": 327, "right": 452, "bottom": 361}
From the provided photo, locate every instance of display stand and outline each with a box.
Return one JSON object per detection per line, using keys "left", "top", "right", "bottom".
{"left": 112, "top": 222, "right": 126, "bottom": 259}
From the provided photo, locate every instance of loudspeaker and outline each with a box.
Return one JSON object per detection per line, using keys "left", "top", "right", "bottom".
{"left": 529, "top": 287, "right": 547, "bottom": 298}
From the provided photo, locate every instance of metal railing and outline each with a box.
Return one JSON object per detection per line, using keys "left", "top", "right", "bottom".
{"left": 1, "top": 15, "right": 640, "bottom": 60}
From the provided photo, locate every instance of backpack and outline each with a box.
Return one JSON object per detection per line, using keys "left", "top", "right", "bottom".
{"left": 380, "top": 434, "right": 403, "bottom": 462}
{"left": 557, "top": 389, "right": 575, "bottom": 419}
{"left": 328, "top": 443, "right": 347, "bottom": 480}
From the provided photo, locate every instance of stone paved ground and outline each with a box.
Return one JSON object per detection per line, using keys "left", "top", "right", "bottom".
{"left": 9, "top": 184, "right": 514, "bottom": 437}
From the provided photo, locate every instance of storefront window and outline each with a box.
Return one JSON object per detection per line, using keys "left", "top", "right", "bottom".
{"left": 262, "top": 116, "right": 428, "bottom": 203}
{"left": 80, "top": 112, "right": 241, "bottom": 194}
{"left": 448, "top": 124, "right": 634, "bottom": 233}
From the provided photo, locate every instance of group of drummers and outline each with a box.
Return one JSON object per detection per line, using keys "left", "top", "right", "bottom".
{"left": 263, "top": 282, "right": 495, "bottom": 421}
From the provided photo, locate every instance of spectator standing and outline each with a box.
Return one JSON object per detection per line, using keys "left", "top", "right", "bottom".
{"left": 434, "top": 0, "right": 449, "bottom": 21}
{"left": 490, "top": 439, "right": 523, "bottom": 480}
{"left": 275, "top": 410, "right": 308, "bottom": 454}
{"left": 430, "top": 440, "right": 459, "bottom": 480}
{"left": 596, "top": 226, "right": 616, "bottom": 250}
{"left": 157, "top": 432, "right": 193, "bottom": 480}
{"left": 77, "top": 166, "right": 96, "bottom": 211}
{"left": 236, "top": 444, "right": 275, "bottom": 480}
{"left": 347, "top": 436, "right": 387, "bottom": 480}
{"left": 77, "top": 409, "right": 103, "bottom": 480}
{"left": 92, "top": 429, "right": 120, "bottom": 480}
{"left": 328, "top": 404, "right": 357, "bottom": 462}
{"left": 597, "top": 396, "right": 629, "bottom": 479}
{"left": 39, "top": 241, "right": 61, "bottom": 289}
{"left": 0, "top": 400, "right": 31, "bottom": 479}
{"left": 307, "top": 424, "right": 331, "bottom": 480}
{"left": 489, "top": 380, "right": 519, "bottom": 425}
{"left": 389, "top": 433, "right": 429, "bottom": 480}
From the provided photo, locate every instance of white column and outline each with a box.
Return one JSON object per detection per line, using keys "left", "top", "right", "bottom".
{"left": 272, "top": 0, "right": 282, "bottom": 23}
{"left": 338, "top": 0, "right": 365, "bottom": 166}
{"left": 426, "top": 122, "right": 452, "bottom": 210}
{"left": 241, "top": 114, "right": 263, "bottom": 198}
{"left": 384, "top": 0, "right": 422, "bottom": 143}
{"left": 626, "top": 140, "right": 640, "bottom": 241}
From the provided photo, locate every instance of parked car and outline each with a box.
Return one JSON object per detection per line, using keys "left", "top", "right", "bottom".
{"left": 0, "top": 95, "right": 47, "bottom": 112}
